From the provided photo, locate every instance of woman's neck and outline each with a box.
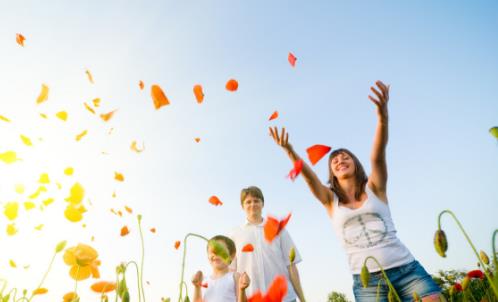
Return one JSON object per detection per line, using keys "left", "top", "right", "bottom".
{"left": 338, "top": 178, "right": 359, "bottom": 202}
{"left": 212, "top": 266, "right": 230, "bottom": 278}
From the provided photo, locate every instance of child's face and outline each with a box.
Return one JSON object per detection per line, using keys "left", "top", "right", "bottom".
{"left": 207, "top": 240, "right": 232, "bottom": 270}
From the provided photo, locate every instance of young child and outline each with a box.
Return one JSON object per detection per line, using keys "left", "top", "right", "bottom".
{"left": 192, "top": 235, "right": 250, "bottom": 302}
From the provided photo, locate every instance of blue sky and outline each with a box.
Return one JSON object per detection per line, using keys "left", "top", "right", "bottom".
{"left": 0, "top": 1, "right": 497, "bottom": 301}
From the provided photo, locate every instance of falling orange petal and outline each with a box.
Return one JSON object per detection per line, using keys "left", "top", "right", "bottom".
{"left": 174, "top": 240, "right": 181, "bottom": 250}
{"left": 75, "top": 130, "right": 88, "bottom": 141}
{"left": 124, "top": 206, "right": 133, "bottom": 214}
{"left": 120, "top": 226, "right": 129, "bottom": 236}
{"left": 306, "top": 144, "right": 332, "bottom": 165}
{"left": 264, "top": 213, "right": 292, "bottom": 243}
{"left": 20, "top": 134, "right": 33, "bottom": 146}
{"left": 225, "top": 79, "right": 239, "bottom": 92}
{"left": 92, "top": 98, "right": 101, "bottom": 107}
{"left": 91, "top": 281, "right": 116, "bottom": 293}
{"left": 85, "top": 70, "right": 94, "bottom": 84}
{"left": 287, "top": 159, "right": 303, "bottom": 181}
{"left": 288, "top": 52, "right": 297, "bottom": 67}
{"left": 193, "top": 84, "right": 204, "bottom": 103}
{"left": 150, "top": 227, "right": 156, "bottom": 233}
{"left": 209, "top": 196, "right": 223, "bottom": 206}
{"left": 16, "top": 33, "right": 26, "bottom": 47}
{"left": 266, "top": 275, "right": 288, "bottom": 301}
{"left": 32, "top": 288, "right": 48, "bottom": 295}
{"left": 151, "top": 84, "right": 170, "bottom": 109}
{"left": 56, "top": 111, "right": 68, "bottom": 121}
{"left": 114, "top": 172, "right": 124, "bottom": 182}
{"left": 194, "top": 137, "right": 201, "bottom": 143}
{"left": 117, "top": 210, "right": 123, "bottom": 217}
{"left": 268, "top": 111, "right": 279, "bottom": 121}
{"left": 139, "top": 80, "right": 144, "bottom": 90}
{"left": 242, "top": 244, "right": 254, "bottom": 252}
{"left": 84, "top": 103, "right": 96, "bottom": 114}
{"left": 100, "top": 109, "right": 117, "bottom": 122}
{"left": 36, "top": 84, "right": 49, "bottom": 104}
{"left": 130, "top": 141, "right": 145, "bottom": 153}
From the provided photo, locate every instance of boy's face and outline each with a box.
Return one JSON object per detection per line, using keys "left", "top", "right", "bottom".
{"left": 242, "top": 194, "right": 263, "bottom": 220}
{"left": 207, "top": 240, "right": 232, "bottom": 270}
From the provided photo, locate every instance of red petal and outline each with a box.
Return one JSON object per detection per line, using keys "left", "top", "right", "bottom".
{"left": 209, "top": 196, "right": 223, "bottom": 206}
{"left": 248, "top": 291, "right": 264, "bottom": 302}
{"left": 225, "top": 79, "right": 239, "bottom": 92}
{"left": 268, "top": 111, "right": 279, "bottom": 121}
{"left": 467, "top": 270, "right": 484, "bottom": 279}
{"left": 264, "top": 216, "right": 280, "bottom": 243}
{"left": 265, "top": 275, "right": 288, "bottom": 302}
{"left": 193, "top": 85, "right": 204, "bottom": 103}
{"left": 242, "top": 244, "right": 254, "bottom": 252}
{"left": 288, "top": 52, "right": 297, "bottom": 67}
{"left": 306, "top": 144, "right": 332, "bottom": 165}
{"left": 287, "top": 159, "right": 303, "bottom": 181}
{"left": 151, "top": 84, "right": 170, "bottom": 109}
{"left": 120, "top": 226, "right": 129, "bottom": 236}
{"left": 278, "top": 213, "right": 292, "bottom": 232}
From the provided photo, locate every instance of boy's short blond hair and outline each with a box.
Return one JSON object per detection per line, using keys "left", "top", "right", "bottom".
{"left": 240, "top": 186, "right": 264, "bottom": 206}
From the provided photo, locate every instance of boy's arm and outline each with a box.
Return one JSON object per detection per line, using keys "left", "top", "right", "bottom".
{"left": 192, "top": 271, "right": 203, "bottom": 302}
{"left": 235, "top": 272, "right": 250, "bottom": 302}
{"left": 288, "top": 263, "right": 306, "bottom": 302}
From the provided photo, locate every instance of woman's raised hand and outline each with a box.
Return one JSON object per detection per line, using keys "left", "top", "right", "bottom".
{"left": 369, "top": 80, "right": 390, "bottom": 122}
{"left": 269, "top": 126, "right": 291, "bottom": 151}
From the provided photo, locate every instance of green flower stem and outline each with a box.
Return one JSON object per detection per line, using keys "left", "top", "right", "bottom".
{"left": 363, "top": 256, "right": 401, "bottom": 302}
{"left": 125, "top": 261, "right": 141, "bottom": 302}
{"left": 114, "top": 269, "right": 121, "bottom": 302}
{"left": 438, "top": 210, "right": 498, "bottom": 297}
{"left": 27, "top": 251, "right": 57, "bottom": 302}
{"left": 492, "top": 230, "right": 497, "bottom": 269}
{"left": 177, "top": 233, "right": 209, "bottom": 302}
{"left": 137, "top": 215, "right": 146, "bottom": 302}
{"left": 0, "top": 278, "right": 8, "bottom": 296}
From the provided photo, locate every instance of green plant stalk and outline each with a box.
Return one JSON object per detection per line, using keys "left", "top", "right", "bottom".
{"left": 177, "top": 233, "right": 209, "bottom": 302}
{"left": 125, "top": 261, "right": 141, "bottom": 302}
{"left": 114, "top": 268, "right": 122, "bottom": 302}
{"left": 375, "top": 279, "right": 382, "bottom": 302}
{"left": 438, "top": 210, "right": 498, "bottom": 297}
{"left": 363, "top": 256, "right": 401, "bottom": 302}
{"left": 27, "top": 251, "right": 57, "bottom": 302}
{"left": 0, "top": 278, "right": 8, "bottom": 296}
{"left": 492, "top": 230, "right": 497, "bottom": 271}
{"left": 137, "top": 216, "right": 146, "bottom": 302}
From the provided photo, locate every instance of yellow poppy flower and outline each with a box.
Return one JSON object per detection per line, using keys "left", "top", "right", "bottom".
{"left": 63, "top": 244, "right": 100, "bottom": 281}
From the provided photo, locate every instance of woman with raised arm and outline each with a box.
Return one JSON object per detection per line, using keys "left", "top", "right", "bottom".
{"left": 270, "top": 81, "right": 443, "bottom": 302}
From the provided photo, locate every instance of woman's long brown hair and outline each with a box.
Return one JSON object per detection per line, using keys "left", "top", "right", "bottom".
{"left": 327, "top": 148, "right": 368, "bottom": 203}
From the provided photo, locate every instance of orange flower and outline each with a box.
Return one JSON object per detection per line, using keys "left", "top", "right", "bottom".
{"left": 174, "top": 240, "right": 181, "bottom": 250}
{"left": 193, "top": 84, "right": 204, "bottom": 103}
{"left": 242, "top": 244, "right": 254, "bottom": 253}
{"left": 63, "top": 244, "right": 101, "bottom": 280}
{"left": 151, "top": 84, "right": 170, "bottom": 109}
{"left": 91, "top": 281, "right": 117, "bottom": 293}
{"left": 16, "top": 33, "right": 26, "bottom": 47}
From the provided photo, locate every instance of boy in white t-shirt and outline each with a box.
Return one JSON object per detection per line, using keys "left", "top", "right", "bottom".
{"left": 192, "top": 235, "right": 250, "bottom": 302}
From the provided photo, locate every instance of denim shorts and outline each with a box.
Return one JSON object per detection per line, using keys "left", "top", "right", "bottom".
{"left": 352, "top": 260, "right": 441, "bottom": 302}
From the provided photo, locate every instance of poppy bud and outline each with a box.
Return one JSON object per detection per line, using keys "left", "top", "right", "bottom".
{"left": 434, "top": 230, "right": 448, "bottom": 257}
{"left": 122, "top": 291, "right": 130, "bottom": 302}
{"left": 56, "top": 240, "right": 67, "bottom": 253}
{"left": 461, "top": 276, "right": 470, "bottom": 291}
{"left": 480, "top": 250, "right": 490, "bottom": 265}
{"left": 289, "top": 247, "right": 296, "bottom": 263}
{"left": 360, "top": 265, "right": 370, "bottom": 288}
{"left": 184, "top": 296, "right": 191, "bottom": 302}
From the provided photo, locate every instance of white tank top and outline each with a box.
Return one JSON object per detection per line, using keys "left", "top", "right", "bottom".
{"left": 203, "top": 271, "right": 237, "bottom": 302}
{"left": 330, "top": 186, "right": 414, "bottom": 274}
